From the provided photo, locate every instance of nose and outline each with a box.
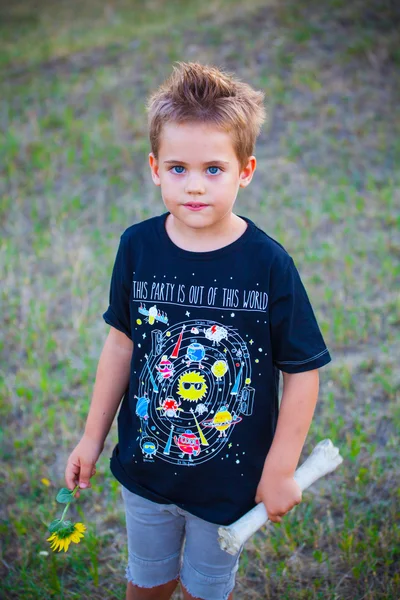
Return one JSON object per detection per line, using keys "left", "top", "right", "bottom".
{"left": 185, "top": 174, "right": 205, "bottom": 195}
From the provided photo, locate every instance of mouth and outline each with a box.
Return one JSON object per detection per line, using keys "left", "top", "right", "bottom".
{"left": 184, "top": 202, "right": 208, "bottom": 211}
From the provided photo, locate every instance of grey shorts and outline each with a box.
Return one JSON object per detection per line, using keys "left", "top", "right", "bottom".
{"left": 121, "top": 486, "right": 243, "bottom": 600}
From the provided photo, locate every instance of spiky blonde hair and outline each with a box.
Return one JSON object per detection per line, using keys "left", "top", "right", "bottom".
{"left": 146, "top": 61, "right": 267, "bottom": 171}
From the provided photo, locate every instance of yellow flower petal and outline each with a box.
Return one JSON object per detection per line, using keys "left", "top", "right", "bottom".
{"left": 41, "top": 478, "right": 51, "bottom": 487}
{"left": 51, "top": 540, "right": 61, "bottom": 552}
{"left": 47, "top": 522, "right": 86, "bottom": 553}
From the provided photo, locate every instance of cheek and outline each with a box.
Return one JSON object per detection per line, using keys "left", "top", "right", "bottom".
{"left": 160, "top": 176, "right": 180, "bottom": 195}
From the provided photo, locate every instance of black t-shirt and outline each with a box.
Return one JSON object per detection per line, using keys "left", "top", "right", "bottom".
{"left": 103, "top": 212, "right": 331, "bottom": 525}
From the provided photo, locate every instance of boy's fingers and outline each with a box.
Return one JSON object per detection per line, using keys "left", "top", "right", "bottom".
{"left": 65, "top": 460, "right": 80, "bottom": 490}
{"left": 79, "top": 462, "right": 95, "bottom": 488}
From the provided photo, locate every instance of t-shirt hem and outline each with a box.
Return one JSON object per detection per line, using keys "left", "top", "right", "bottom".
{"left": 275, "top": 348, "right": 332, "bottom": 373}
{"left": 110, "top": 446, "right": 252, "bottom": 526}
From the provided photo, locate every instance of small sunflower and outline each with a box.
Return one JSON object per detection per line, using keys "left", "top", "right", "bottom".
{"left": 47, "top": 522, "right": 86, "bottom": 552}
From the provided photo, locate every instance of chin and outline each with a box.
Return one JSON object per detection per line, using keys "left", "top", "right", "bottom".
{"left": 171, "top": 206, "right": 210, "bottom": 220}
{"left": 180, "top": 214, "right": 212, "bottom": 228}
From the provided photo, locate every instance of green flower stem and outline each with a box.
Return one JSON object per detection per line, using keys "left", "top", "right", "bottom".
{"left": 60, "top": 485, "right": 80, "bottom": 522}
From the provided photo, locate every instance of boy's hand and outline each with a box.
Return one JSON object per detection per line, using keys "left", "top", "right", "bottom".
{"left": 65, "top": 435, "right": 104, "bottom": 499}
{"left": 255, "top": 470, "right": 302, "bottom": 523}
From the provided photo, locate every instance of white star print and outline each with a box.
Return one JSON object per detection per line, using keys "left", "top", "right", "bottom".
{"left": 143, "top": 333, "right": 146, "bottom": 339}
{"left": 249, "top": 339, "right": 254, "bottom": 344}
{"left": 185, "top": 311, "right": 190, "bottom": 317}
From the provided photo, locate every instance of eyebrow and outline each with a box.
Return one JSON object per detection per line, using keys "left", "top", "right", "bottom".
{"left": 163, "top": 160, "right": 230, "bottom": 166}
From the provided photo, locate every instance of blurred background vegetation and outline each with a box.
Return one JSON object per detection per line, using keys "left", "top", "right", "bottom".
{"left": 1, "top": 0, "right": 399, "bottom": 598}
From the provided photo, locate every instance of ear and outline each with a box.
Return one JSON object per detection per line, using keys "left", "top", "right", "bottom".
{"left": 149, "top": 152, "right": 161, "bottom": 186}
{"left": 239, "top": 156, "right": 257, "bottom": 188}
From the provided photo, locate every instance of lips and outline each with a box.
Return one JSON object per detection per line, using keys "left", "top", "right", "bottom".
{"left": 184, "top": 203, "right": 208, "bottom": 211}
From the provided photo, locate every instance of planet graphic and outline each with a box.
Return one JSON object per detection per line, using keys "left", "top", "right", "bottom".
{"left": 135, "top": 394, "right": 149, "bottom": 419}
{"left": 203, "top": 406, "right": 242, "bottom": 438}
{"left": 156, "top": 355, "right": 174, "bottom": 381}
{"left": 185, "top": 343, "right": 206, "bottom": 368}
{"left": 187, "top": 343, "right": 205, "bottom": 362}
{"left": 211, "top": 360, "right": 228, "bottom": 380}
{"left": 195, "top": 403, "right": 208, "bottom": 415}
{"left": 140, "top": 436, "right": 158, "bottom": 456}
{"left": 174, "top": 429, "right": 201, "bottom": 460}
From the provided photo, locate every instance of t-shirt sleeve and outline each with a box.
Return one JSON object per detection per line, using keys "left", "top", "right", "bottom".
{"left": 269, "top": 257, "right": 331, "bottom": 373}
{"left": 102, "top": 233, "right": 132, "bottom": 339}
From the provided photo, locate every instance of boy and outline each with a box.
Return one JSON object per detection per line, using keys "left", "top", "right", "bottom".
{"left": 65, "top": 62, "right": 331, "bottom": 600}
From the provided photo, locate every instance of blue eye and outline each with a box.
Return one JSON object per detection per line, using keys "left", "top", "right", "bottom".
{"left": 170, "top": 165, "right": 222, "bottom": 175}
{"left": 171, "top": 166, "right": 185, "bottom": 174}
{"left": 207, "top": 166, "right": 221, "bottom": 175}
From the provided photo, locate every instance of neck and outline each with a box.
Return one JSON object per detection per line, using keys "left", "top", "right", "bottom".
{"left": 165, "top": 212, "right": 247, "bottom": 253}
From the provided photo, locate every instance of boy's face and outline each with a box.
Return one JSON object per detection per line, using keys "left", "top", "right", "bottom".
{"left": 149, "top": 122, "right": 256, "bottom": 230}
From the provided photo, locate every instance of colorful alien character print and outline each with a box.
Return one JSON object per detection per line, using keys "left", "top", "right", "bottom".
{"left": 135, "top": 318, "right": 255, "bottom": 466}
{"left": 135, "top": 394, "right": 150, "bottom": 436}
{"left": 138, "top": 303, "right": 168, "bottom": 325}
{"left": 156, "top": 355, "right": 174, "bottom": 381}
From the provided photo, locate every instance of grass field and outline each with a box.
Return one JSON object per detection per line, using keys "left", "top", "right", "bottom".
{"left": 1, "top": 0, "right": 399, "bottom": 598}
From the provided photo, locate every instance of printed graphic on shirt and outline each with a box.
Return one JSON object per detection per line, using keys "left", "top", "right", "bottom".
{"left": 138, "top": 304, "right": 169, "bottom": 325}
{"left": 136, "top": 319, "right": 255, "bottom": 466}
{"left": 132, "top": 279, "right": 269, "bottom": 312}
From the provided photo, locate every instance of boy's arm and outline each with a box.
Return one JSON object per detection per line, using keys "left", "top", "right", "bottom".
{"left": 255, "top": 369, "right": 319, "bottom": 522}
{"left": 84, "top": 326, "right": 133, "bottom": 444}
{"left": 65, "top": 326, "right": 133, "bottom": 494}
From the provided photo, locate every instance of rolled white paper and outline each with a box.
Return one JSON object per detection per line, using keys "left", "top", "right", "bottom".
{"left": 218, "top": 439, "right": 343, "bottom": 555}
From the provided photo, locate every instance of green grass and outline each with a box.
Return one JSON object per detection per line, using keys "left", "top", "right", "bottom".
{"left": 1, "top": 0, "right": 400, "bottom": 598}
